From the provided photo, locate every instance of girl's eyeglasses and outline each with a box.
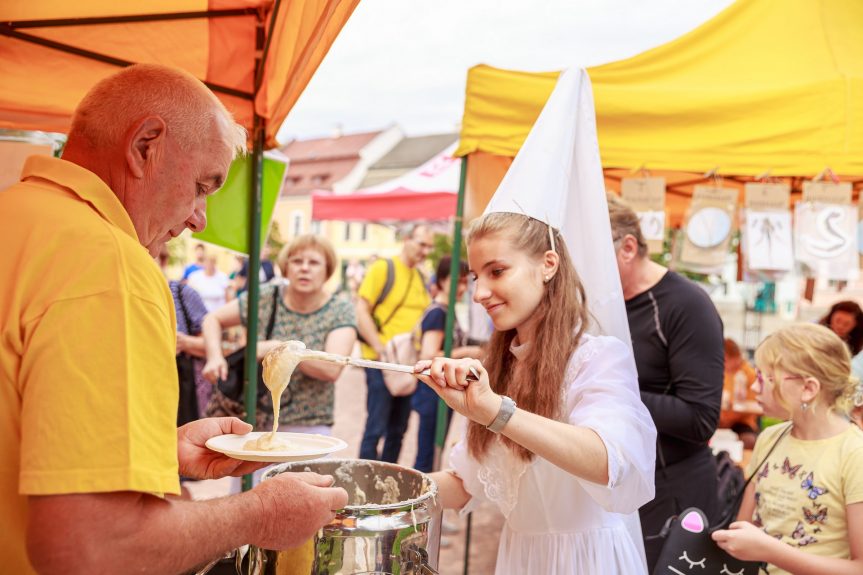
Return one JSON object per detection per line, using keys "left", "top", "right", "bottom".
{"left": 755, "top": 368, "right": 805, "bottom": 386}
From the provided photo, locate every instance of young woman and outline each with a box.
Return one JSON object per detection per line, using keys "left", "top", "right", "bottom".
{"left": 712, "top": 324, "right": 863, "bottom": 575}
{"left": 412, "top": 255, "right": 482, "bottom": 472}
{"left": 416, "top": 212, "right": 656, "bottom": 574}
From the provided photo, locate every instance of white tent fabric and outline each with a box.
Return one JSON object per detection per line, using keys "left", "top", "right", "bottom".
{"left": 311, "top": 143, "right": 460, "bottom": 222}
{"left": 484, "top": 68, "right": 632, "bottom": 346}
{"left": 364, "top": 142, "right": 460, "bottom": 194}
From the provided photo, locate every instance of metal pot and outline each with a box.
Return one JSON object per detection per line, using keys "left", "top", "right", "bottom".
{"left": 201, "top": 459, "right": 442, "bottom": 575}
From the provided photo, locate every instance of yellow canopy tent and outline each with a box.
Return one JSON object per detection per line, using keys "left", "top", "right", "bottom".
{"left": 0, "top": 0, "right": 359, "bottom": 442}
{"left": 455, "top": 0, "right": 863, "bottom": 226}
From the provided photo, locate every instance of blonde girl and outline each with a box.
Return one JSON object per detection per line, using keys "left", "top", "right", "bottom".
{"left": 712, "top": 323, "right": 863, "bottom": 575}
{"left": 416, "top": 212, "right": 656, "bottom": 575}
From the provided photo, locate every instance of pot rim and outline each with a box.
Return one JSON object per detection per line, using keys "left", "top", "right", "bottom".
{"left": 263, "top": 458, "right": 439, "bottom": 511}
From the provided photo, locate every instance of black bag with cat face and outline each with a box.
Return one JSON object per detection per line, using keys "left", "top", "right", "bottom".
{"left": 651, "top": 507, "right": 762, "bottom": 575}
{"left": 651, "top": 426, "right": 792, "bottom": 575}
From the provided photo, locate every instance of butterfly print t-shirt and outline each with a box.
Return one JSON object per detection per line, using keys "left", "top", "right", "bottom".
{"left": 746, "top": 422, "right": 863, "bottom": 575}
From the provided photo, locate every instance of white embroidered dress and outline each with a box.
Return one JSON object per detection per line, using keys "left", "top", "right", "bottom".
{"left": 450, "top": 334, "right": 657, "bottom": 574}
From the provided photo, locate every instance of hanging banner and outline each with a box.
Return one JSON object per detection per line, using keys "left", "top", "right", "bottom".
{"left": 742, "top": 183, "right": 793, "bottom": 273}
{"left": 621, "top": 177, "right": 666, "bottom": 253}
{"left": 679, "top": 185, "right": 738, "bottom": 271}
{"left": 802, "top": 181, "right": 852, "bottom": 204}
{"left": 794, "top": 202, "right": 858, "bottom": 280}
{"left": 743, "top": 211, "right": 794, "bottom": 272}
{"left": 744, "top": 183, "right": 790, "bottom": 211}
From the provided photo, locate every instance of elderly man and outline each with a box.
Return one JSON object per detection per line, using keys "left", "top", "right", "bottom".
{"left": 607, "top": 194, "right": 724, "bottom": 572}
{"left": 356, "top": 224, "right": 433, "bottom": 462}
{"left": 0, "top": 65, "right": 347, "bottom": 574}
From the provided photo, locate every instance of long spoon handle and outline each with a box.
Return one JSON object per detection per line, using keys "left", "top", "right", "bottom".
{"left": 298, "top": 349, "right": 480, "bottom": 381}
{"left": 348, "top": 357, "right": 480, "bottom": 381}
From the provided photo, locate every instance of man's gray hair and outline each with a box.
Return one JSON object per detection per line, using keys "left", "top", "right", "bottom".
{"left": 69, "top": 64, "right": 246, "bottom": 159}
{"left": 400, "top": 223, "right": 429, "bottom": 241}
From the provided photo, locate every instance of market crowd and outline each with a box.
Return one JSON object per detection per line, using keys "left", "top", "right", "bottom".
{"left": 2, "top": 63, "right": 861, "bottom": 575}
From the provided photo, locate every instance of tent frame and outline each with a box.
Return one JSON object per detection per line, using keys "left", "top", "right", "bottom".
{"left": 0, "top": 11, "right": 258, "bottom": 99}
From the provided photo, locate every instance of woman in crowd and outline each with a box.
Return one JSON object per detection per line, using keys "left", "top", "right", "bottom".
{"left": 158, "top": 247, "right": 211, "bottom": 423}
{"left": 819, "top": 300, "right": 863, "bottom": 356}
{"left": 416, "top": 212, "right": 656, "bottom": 574}
{"left": 713, "top": 323, "right": 863, "bottom": 575}
{"left": 187, "top": 254, "right": 231, "bottom": 311}
{"left": 202, "top": 234, "right": 357, "bottom": 437}
{"left": 412, "top": 255, "right": 482, "bottom": 473}
{"left": 607, "top": 193, "right": 725, "bottom": 571}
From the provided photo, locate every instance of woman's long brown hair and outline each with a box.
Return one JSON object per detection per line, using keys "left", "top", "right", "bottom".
{"left": 466, "top": 213, "right": 590, "bottom": 462}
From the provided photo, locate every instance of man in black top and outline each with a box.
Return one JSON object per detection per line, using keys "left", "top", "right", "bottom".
{"left": 608, "top": 194, "right": 724, "bottom": 572}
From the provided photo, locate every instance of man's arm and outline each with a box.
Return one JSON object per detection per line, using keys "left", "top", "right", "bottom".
{"left": 27, "top": 472, "right": 348, "bottom": 575}
{"left": 639, "top": 288, "right": 724, "bottom": 443}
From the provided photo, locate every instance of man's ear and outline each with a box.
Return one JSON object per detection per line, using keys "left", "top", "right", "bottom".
{"left": 126, "top": 116, "right": 167, "bottom": 179}
{"left": 618, "top": 234, "right": 639, "bottom": 264}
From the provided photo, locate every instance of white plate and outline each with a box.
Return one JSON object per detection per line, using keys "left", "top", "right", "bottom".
{"left": 205, "top": 432, "right": 348, "bottom": 463}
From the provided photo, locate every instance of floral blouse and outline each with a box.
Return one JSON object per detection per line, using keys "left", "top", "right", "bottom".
{"left": 239, "top": 284, "right": 357, "bottom": 427}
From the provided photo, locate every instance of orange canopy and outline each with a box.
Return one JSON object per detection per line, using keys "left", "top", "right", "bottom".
{"left": 0, "top": 0, "right": 359, "bottom": 149}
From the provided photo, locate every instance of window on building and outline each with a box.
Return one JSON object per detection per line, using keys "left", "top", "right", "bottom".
{"left": 310, "top": 174, "right": 329, "bottom": 186}
{"left": 343, "top": 222, "right": 351, "bottom": 241}
{"left": 311, "top": 220, "right": 321, "bottom": 235}
{"left": 361, "top": 223, "right": 369, "bottom": 242}
{"left": 291, "top": 211, "right": 303, "bottom": 237}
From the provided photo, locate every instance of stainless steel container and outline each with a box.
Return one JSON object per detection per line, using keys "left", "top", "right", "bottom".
{"left": 245, "top": 459, "right": 442, "bottom": 575}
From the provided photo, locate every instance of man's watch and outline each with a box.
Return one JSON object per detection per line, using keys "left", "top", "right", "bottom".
{"left": 486, "top": 395, "right": 517, "bottom": 433}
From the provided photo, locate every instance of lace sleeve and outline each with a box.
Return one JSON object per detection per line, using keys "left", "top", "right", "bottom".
{"left": 449, "top": 432, "right": 530, "bottom": 519}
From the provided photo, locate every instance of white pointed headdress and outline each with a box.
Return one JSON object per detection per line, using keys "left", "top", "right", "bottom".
{"left": 483, "top": 68, "right": 632, "bottom": 348}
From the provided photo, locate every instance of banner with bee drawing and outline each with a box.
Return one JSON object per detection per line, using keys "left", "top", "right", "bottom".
{"left": 621, "top": 177, "right": 666, "bottom": 254}
{"left": 679, "top": 185, "right": 738, "bottom": 272}
{"left": 795, "top": 182, "right": 857, "bottom": 280}
{"left": 742, "top": 183, "right": 793, "bottom": 273}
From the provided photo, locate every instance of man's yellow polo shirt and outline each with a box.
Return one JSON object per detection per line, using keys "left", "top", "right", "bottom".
{"left": 358, "top": 257, "right": 430, "bottom": 359}
{"left": 0, "top": 156, "right": 180, "bottom": 572}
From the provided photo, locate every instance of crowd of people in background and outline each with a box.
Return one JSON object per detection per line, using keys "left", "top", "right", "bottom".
{"left": 4, "top": 62, "right": 861, "bottom": 575}
{"left": 155, "top": 201, "right": 863, "bottom": 575}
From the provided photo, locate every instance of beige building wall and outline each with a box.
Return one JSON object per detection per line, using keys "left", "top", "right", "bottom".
{"left": 272, "top": 196, "right": 402, "bottom": 284}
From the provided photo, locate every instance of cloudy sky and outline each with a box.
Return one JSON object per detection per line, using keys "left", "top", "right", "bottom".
{"left": 277, "top": 0, "right": 734, "bottom": 143}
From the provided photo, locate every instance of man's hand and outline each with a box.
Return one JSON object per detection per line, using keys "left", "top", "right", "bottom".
{"left": 251, "top": 472, "right": 348, "bottom": 550}
{"left": 712, "top": 521, "right": 778, "bottom": 562}
{"left": 177, "top": 417, "right": 267, "bottom": 479}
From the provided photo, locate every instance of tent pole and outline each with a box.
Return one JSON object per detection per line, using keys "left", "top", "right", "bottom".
{"left": 435, "top": 155, "right": 467, "bottom": 469}
{"left": 241, "top": 12, "right": 267, "bottom": 493}
{"left": 437, "top": 156, "right": 472, "bottom": 575}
